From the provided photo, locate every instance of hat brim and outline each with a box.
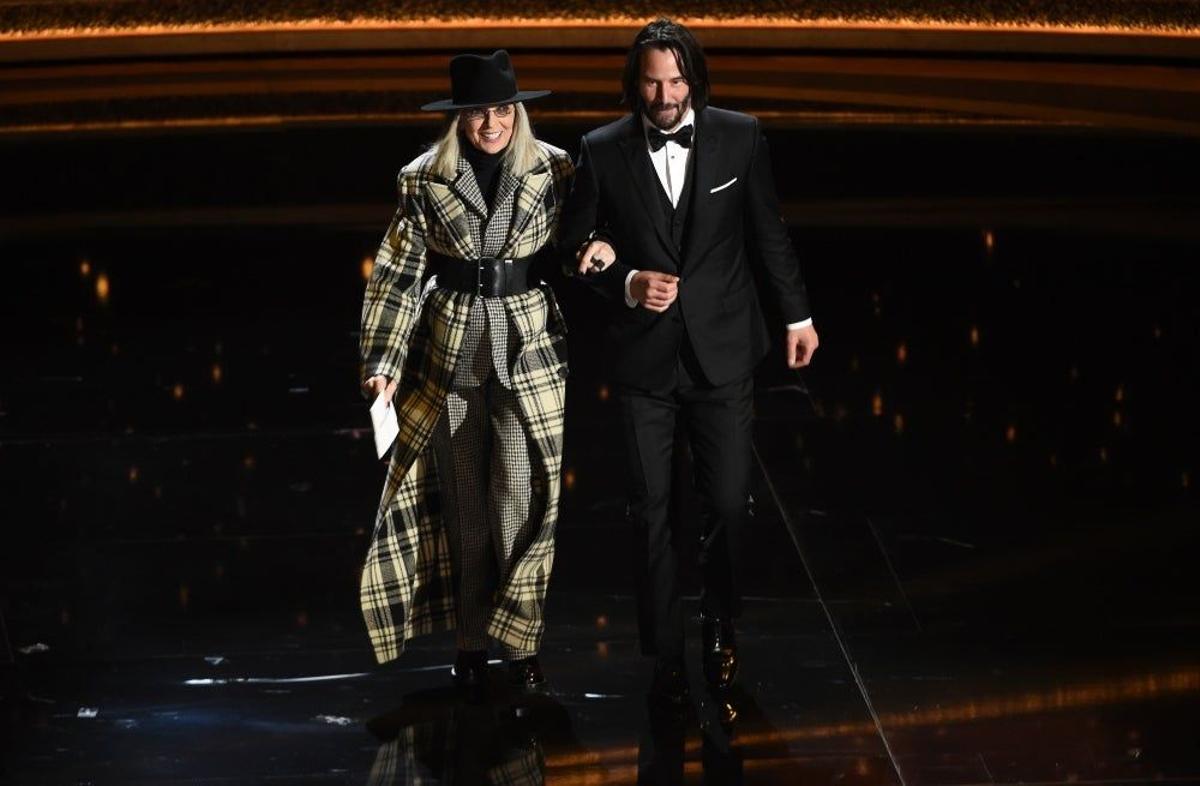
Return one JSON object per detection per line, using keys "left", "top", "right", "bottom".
{"left": 419, "top": 89, "right": 551, "bottom": 112}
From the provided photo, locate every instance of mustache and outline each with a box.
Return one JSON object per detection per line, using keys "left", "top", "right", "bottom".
{"left": 649, "top": 102, "right": 681, "bottom": 112}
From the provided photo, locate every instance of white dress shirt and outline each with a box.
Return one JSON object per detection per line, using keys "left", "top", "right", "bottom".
{"left": 623, "top": 109, "right": 813, "bottom": 332}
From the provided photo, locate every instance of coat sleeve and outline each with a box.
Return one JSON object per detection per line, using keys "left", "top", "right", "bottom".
{"left": 744, "top": 118, "right": 812, "bottom": 325}
{"left": 359, "top": 171, "right": 429, "bottom": 384}
{"left": 531, "top": 149, "right": 576, "bottom": 285}
{"left": 557, "top": 134, "right": 633, "bottom": 303}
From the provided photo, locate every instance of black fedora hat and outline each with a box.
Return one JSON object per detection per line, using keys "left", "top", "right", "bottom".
{"left": 420, "top": 49, "right": 550, "bottom": 112}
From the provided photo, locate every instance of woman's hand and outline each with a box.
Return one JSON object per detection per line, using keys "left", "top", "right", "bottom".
{"left": 362, "top": 375, "right": 397, "bottom": 404}
{"left": 577, "top": 239, "right": 616, "bottom": 276}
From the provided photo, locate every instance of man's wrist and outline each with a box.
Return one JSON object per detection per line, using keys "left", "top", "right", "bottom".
{"left": 624, "top": 269, "right": 640, "bottom": 308}
{"left": 787, "top": 317, "right": 813, "bottom": 331}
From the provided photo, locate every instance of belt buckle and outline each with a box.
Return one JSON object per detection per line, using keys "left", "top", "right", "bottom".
{"left": 477, "top": 256, "right": 502, "bottom": 297}
{"left": 475, "top": 257, "right": 487, "bottom": 296}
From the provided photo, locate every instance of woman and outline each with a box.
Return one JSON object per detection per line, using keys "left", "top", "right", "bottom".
{"left": 358, "top": 50, "right": 572, "bottom": 693}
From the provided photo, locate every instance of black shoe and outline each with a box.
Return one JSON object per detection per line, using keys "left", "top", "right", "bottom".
{"left": 717, "top": 697, "right": 738, "bottom": 729}
{"left": 649, "top": 657, "right": 689, "bottom": 706}
{"left": 507, "top": 655, "right": 546, "bottom": 692}
{"left": 451, "top": 650, "right": 489, "bottom": 700}
{"left": 701, "top": 616, "right": 739, "bottom": 689}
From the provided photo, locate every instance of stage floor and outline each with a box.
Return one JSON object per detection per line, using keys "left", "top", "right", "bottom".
{"left": 2, "top": 122, "right": 1200, "bottom": 784}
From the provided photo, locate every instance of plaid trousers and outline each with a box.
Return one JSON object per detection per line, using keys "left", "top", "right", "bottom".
{"left": 436, "top": 298, "right": 542, "bottom": 659}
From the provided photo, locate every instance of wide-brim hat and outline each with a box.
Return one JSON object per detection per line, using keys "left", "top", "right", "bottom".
{"left": 420, "top": 49, "right": 551, "bottom": 112}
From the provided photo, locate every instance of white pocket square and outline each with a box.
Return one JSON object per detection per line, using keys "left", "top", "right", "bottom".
{"left": 709, "top": 177, "right": 737, "bottom": 194}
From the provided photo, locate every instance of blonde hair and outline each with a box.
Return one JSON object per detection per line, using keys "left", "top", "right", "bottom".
{"left": 430, "top": 102, "right": 543, "bottom": 180}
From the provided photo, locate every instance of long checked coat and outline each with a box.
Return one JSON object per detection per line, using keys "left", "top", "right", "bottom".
{"left": 359, "top": 140, "right": 574, "bottom": 664}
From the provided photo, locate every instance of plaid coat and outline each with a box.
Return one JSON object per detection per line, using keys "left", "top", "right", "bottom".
{"left": 359, "top": 140, "right": 574, "bottom": 664}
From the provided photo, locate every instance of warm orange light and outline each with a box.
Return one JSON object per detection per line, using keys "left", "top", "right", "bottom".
{"left": 563, "top": 467, "right": 576, "bottom": 490}
{"left": 211, "top": 362, "right": 223, "bottom": 384}
{"left": 79, "top": 260, "right": 91, "bottom": 276}
{"left": 596, "top": 641, "right": 609, "bottom": 657}
{"left": 172, "top": 383, "right": 185, "bottom": 401}
{"left": 1115, "top": 384, "right": 1125, "bottom": 403}
{"left": 872, "top": 391, "right": 883, "bottom": 416}
{"left": 896, "top": 342, "right": 907, "bottom": 365}
{"left": 95, "top": 272, "right": 110, "bottom": 303}
{"left": 361, "top": 256, "right": 374, "bottom": 281}
{"left": 595, "top": 614, "right": 608, "bottom": 629}
{"left": 243, "top": 454, "right": 256, "bottom": 470}
{"left": 128, "top": 466, "right": 139, "bottom": 483}
{"left": 893, "top": 413, "right": 904, "bottom": 434}
{"left": 983, "top": 229, "right": 995, "bottom": 253}
{"left": 969, "top": 325, "right": 980, "bottom": 347}
{"left": 1113, "top": 410, "right": 1122, "bottom": 427}
{"left": 598, "top": 384, "right": 610, "bottom": 402}
{"left": 1099, "top": 446, "right": 1108, "bottom": 463}
{"left": 544, "top": 667, "right": 1200, "bottom": 775}
{"left": 1005, "top": 424, "right": 1017, "bottom": 443}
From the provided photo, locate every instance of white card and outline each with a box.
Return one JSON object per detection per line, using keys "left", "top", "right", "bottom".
{"left": 369, "top": 393, "right": 399, "bottom": 460}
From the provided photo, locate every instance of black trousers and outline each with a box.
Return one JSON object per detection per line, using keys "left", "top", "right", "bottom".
{"left": 617, "top": 339, "right": 753, "bottom": 660}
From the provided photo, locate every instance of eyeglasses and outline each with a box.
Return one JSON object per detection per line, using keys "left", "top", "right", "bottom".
{"left": 461, "top": 104, "right": 514, "bottom": 123}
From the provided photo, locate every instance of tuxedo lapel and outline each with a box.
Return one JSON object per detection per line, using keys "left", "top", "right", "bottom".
{"left": 616, "top": 115, "right": 680, "bottom": 266}
{"left": 683, "top": 108, "right": 722, "bottom": 267}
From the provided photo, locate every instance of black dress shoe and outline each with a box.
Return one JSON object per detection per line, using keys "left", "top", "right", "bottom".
{"left": 451, "top": 650, "right": 489, "bottom": 699}
{"left": 507, "top": 655, "right": 546, "bottom": 692}
{"left": 649, "top": 657, "right": 689, "bottom": 706}
{"left": 717, "top": 697, "right": 738, "bottom": 729}
{"left": 701, "top": 616, "right": 739, "bottom": 689}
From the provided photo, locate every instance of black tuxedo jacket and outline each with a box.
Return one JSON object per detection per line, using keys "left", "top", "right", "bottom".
{"left": 559, "top": 106, "right": 811, "bottom": 390}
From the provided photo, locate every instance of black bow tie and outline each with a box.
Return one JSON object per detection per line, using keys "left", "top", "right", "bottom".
{"left": 647, "top": 125, "right": 694, "bottom": 152}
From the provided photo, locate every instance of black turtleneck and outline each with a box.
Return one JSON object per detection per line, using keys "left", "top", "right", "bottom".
{"left": 461, "top": 137, "right": 506, "bottom": 210}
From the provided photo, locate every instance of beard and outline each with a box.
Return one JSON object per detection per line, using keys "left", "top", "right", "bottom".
{"left": 645, "top": 97, "right": 690, "bottom": 130}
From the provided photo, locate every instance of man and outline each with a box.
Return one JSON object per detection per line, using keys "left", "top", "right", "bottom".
{"left": 558, "top": 18, "right": 819, "bottom": 704}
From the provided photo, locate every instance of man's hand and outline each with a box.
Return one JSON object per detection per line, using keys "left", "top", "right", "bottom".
{"left": 630, "top": 271, "right": 680, "bottom": 313}
{"left": 576, "top": 239, "right": 616, "bottom": 276}
{"left": 786, "top": 324, "right": 819, "bottom": 368}
{"left": 362, "top": 374, "right": 397, "bottom": 404}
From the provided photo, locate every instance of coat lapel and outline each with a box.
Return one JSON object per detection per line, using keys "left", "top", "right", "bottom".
{"left": 499, "top": 165, "right": 551, "bottom": 258}
{"left": 449, "top": 157, "right": 488, "bottom": 219}
{"left": 424, "top": 163, "right": 480, "bottom": 259}
{"left": 617, "top": 115, "right": 679, "bottom": 266}
{"left": 683, "top": 108, "right": 721, "bottom": 267}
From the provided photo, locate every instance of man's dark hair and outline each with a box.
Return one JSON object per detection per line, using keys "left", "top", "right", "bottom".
{"left": 621, "top": 18, "right": 710, "bottom": 113}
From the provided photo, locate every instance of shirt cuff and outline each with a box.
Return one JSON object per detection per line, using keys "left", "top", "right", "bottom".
{"left": 624, "top": 269, "right": 639, "bottom": 308}
{"left": 787, "top": 318, "right": 813, "bottom": 330}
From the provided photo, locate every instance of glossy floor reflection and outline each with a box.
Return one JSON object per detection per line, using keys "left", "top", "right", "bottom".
{"left": 3, "top": 122, "right": 1200, "bottom": 784}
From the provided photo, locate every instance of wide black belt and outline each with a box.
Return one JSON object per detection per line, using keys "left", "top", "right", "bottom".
{"left": 427, "top": 251, "right": 534, "bottom": 297}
